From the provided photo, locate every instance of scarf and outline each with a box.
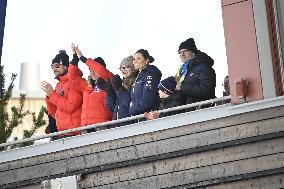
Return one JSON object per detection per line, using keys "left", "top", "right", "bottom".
{"left": 175, "top": 59, "right": 193, "bottom": 83}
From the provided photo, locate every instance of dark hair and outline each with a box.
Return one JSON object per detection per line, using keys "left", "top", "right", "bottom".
{"left": 135, "top": 49, "right": 154, "bottom": 63}
{"left": 94, "top": 57, "right": 106, "bottom": 68}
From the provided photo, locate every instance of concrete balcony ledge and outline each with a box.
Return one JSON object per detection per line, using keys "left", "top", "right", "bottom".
{"left": 0, "top": 96, "right": 284, "bottom": 188}
{"left": 1, "top": 96, "right": 284, "bottom": 164}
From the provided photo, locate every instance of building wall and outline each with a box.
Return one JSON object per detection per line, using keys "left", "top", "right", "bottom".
{"left": 222, "top": 0, "right": 264, "bottom": 104}
{"left": 7, "top": 97, "right": 47, "bottom": 140}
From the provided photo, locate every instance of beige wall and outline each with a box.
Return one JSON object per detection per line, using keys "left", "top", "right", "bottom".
{"left": 7, "top": 98, "right": 47, "bottom": 140}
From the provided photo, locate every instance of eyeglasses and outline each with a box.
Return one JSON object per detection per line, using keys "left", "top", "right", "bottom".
{"left": 51, "top": 63, "right": 60, "bottom": 69}
{"left": 178, "top": 50, "right": 190, "bottom": 54}
{"left": 119, "top": 66, "right": 130, "bottom": 70}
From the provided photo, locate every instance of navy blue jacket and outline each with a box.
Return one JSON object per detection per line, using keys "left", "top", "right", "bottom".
{"left": 181, "top": 51, "right": 216, "bottom": 104}
{"left": 107, "top": 88, "right": 131, "bottom": 120}
{"left": 129, "top": 65, "right": 162, "bottom": 116}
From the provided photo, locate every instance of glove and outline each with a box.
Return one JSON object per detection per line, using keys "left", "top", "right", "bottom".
{"left": 79, "top": 55, "right": 87, "bottom": 63}
{"left": 111, "top": 74, "right": 122, "bottom": 91}
{"left": 46, "top": 115, "right": 57, "bottom": 133}
{"left": 70, "top": 54, "right": 79, "bottom": 65}
{"left": 97, "top": 77, "right": 115, "bottom": 95}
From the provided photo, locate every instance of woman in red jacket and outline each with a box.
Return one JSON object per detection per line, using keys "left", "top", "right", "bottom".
{"left": 68, "top": 45, "right": 113, "bottom": 128}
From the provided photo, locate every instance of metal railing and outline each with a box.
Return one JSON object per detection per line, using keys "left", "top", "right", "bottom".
{"left": 0, "top": 96, "right": 231, "bottom": 149}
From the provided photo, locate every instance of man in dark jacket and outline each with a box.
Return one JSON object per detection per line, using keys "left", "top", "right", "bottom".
{"left": 176, "top": 38, "right": 216, "bottom": 105}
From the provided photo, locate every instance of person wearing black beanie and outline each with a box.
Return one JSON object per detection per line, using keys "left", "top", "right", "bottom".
{"left": 178, "top": 38, "right": 199, "bottom": 55}
{"left": 52, "top": 50, "right": 69, "bottom": 67}
{"left": 175, "top": 37, "right": 216, "bottom": 106}
{"left": 41, "top": 49, "right": 83, "bottom": 137}
{"left": 158, "top": 76, "right": 176, "bottom": 96}
{"left": 51, "top": 50, "right": 70, "bottom": 78}
{"left": 144, "top": 76, "right": 186, "bottom": 120}
{"left": 67, "top": 44, "right": 114, "bottom": 129}
{"left": 94, "top": 57, "right": 106, "bottom": 68}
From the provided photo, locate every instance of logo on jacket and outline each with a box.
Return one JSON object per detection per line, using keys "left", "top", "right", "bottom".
{"left": 93, "top": 85, "right": 100, "bottom": 92}
{"left": 146, "top": 76, "right": 152, "bottom": 89}
{"left": 59, "top": 88, "right": 64, "bottom": 96}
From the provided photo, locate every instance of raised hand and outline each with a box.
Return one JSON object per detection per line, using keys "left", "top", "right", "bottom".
{"left": 74, "top": 46, "right": 83, "bottom": 58}
{"left": 71, "top": 43, "right": 77, "bottom": 54}
{"left": 71, "top": 43, "right": 79, "bottom": 65}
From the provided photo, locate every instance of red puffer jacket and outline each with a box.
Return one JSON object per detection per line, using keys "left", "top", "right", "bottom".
{"left": 69, "top": 60, "right": 114, "bottom": 126}
{"left": 46, "top": 74, "right": 83, "bottom": 132}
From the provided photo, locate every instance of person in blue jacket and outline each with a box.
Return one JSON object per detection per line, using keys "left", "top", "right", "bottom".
{"left": 101, "top": 55, "right": 138, "bottom": 120}
{"left": 129, "top": 49, "right": 162, "bottom": 116}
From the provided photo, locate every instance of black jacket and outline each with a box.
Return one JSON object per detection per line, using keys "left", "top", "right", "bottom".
{"left": 181, "top": 51, "right": 216, "bottom": 104}
{"left": 159, "top": 91, "right": 186, "bottom": 117}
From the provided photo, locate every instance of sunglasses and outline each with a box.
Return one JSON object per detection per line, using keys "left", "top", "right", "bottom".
{"left": 51, "top": 63, "right": 60, "bottom": 69}
{"left": 119, "top": 66, "right": 130, "bottom": 70}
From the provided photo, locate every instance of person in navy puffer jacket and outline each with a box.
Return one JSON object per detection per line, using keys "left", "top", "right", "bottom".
{"left": 98, "top": 55, "right": 138, "bottom": 121}
{"left": 129, "top": 49, "right": 162, "bottom": 116}
{"left": 108, "top": 56, "right": 138, "bottom": 120}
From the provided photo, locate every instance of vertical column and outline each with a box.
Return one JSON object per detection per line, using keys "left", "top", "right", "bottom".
{"left": 0, "top": 0, "right": 7, "bottom": 98}
{"left": 221, "top": 0, "right": 264, "bottom": 104}
{"left": 0, "top": 0, "right": 7, "bottom": 65}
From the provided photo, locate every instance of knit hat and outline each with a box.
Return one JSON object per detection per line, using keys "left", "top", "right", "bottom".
{"left": 158, "top": 76, "right": 177, "bottom": 95}
{"left": 120, "top": 55, "right": 135, "bottom": 71}
{"left": 52, "top": 50, "right": 69, "bottom": 67}
{"left": 178, "top": 38, "right": 198, "bottom": 54}
{"left": 94, "top": 57, "right": 106, "bottom": 68}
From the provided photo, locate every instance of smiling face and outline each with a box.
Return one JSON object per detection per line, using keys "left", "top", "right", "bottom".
{"left": 119, "top": 64, "right": 134, "bottom": 78}
{"left": 133, "top": 52, "right": 149, "bottom": 71}
{"left": 51, "top": 63, "right": 67, "bottom": 77}
{"left": 178, "top": 49, "right": 194, "bottom": 63}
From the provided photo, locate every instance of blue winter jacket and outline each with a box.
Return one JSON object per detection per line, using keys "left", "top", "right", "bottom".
{"left": 129, "top": 65, "right": 162, "bottom": 116}
{"left": 107, "top": 88, "right": 132, "bottom": 120}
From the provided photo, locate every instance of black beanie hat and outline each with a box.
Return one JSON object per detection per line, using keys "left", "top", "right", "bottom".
{"left": 52, "top": 50, "right": 69, "bottom": 67}
{"left": 178, "top": 38, "right": 198, "bottom": 54}
{"left": 158, "top": 76, "right": 177, "bottom": 95}
{"left": 94, "top": 57, "right": 106, "bottom": 68}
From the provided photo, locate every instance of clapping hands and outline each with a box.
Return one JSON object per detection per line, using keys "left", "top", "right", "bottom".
{"left": 41, "top": 81, "right": 54, "bottom": 97}
{"left": 71, "top": 43, "right": 82, "bottom": 58}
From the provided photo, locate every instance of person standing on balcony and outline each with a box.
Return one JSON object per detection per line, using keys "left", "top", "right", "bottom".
{"left": 68, "top": 44, "right": 113, "bottom": 130}
{"left": 129, "top": 49, "right": 162, "bottom": 116}
{"left": 176, "top": 38, "right": 216, "bottom": 105}
{"left": 98, "top": 55, "right": 138, "bottom": 120}
{"left": 41, "top": 50, "right": 83, "bottom": 136}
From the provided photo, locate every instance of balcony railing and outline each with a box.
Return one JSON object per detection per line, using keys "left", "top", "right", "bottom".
{"left": 0, "top": 96, "right": 231, "bottom": 150}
